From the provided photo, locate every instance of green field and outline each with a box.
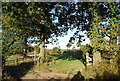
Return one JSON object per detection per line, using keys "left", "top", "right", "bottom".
{"left": 46, "top": 59, "right": 85, "bottom": 74}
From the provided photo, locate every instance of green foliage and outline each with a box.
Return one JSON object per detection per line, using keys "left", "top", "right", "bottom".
{"left": 83, "top": 2, "right": 119, "bottom": 64}
{"left": 62, "top": 50, "right": 83, "bottom": 60}
{"left": 2, "top": 3, "right": 32, "bottom": 56}
{"left": 33, "top": 45, "right": 40, "bottom": 54}
{"left": 2, "top": 2, "right": 77, "bottom": 64}
{"left": 80, "top": 44, "right": 92, "bottom": 58}
{"left": 27, "top": 45, "right": 34, "bottom": 52}
{"left": 52, "top": 47, "right": 60, "bottom": 54}
{"left": 2, "top": 2, "right": 120, "bottom": 78}
{"left": 94, "top": 63, "right": 119, "bottom": 80}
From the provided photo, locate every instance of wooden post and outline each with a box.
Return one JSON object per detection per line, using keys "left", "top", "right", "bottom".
{"left": 93, "top": 51, "right": 101, "bottom": 65}
{"left": 16, "top": 58, "right": 18, "bottom": 65}
{"left": 34, "top": 50, "right": 37, "bottom": 65}
{"left": 86, "top": 52, "right": 92, "bottom": 67}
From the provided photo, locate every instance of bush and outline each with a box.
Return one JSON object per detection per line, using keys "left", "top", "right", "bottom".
{"left": 80, "top": 44, "right": 92, "bottom": 59}
{"left": 52, "top": 47, "right": 61, "bottom": 54}
{"left": 91, "top": 63, "right": 120, "bottom": 80}
{"left": 27, "top": 45, "right": 34, "bottom": 52}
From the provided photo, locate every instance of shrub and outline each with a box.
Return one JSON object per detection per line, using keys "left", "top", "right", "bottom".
{"left": 80, "top": 44, "right": 92, "bottom": 59}
{"left": 52, "top": 47, "right": 61, "bottom": 54}
{"left": 92, "top": 63, "right": 120, "bottom": 80}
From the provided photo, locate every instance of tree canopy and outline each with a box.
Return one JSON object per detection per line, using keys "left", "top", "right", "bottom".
{"left": 2, "top": 2, "right": 77, "bottom": 63}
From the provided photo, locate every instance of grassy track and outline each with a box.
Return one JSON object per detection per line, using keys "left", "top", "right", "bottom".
{"left": 46, "top": 59, "right": 85, "bottom": 75}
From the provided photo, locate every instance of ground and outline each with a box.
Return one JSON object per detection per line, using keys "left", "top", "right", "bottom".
{"left": 5, "top": 53, "right": 120, "bottom": 81}
{"left": 6, "top": 54, "right": 86, "bottom": 80}
{"left": 21, "top": 70, "right": 73, "bottom": 80}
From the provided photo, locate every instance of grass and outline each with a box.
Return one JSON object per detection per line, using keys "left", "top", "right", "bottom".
{"left": 48, "top": 59, "right": 85, "bottom": 75}
{"left": 34, "top": 58, "right": 85, "bottom": 75}
{"left": 5, "top": 53, "right": 120, "bottom": 80}
{"left": 5, "top": 54, "right": 33, "bottom": 65}
{"left": 6, "top": 53, "right": 86, "bottom": 76}
{"left": 5, "top": 53, "right": 93, "bottom": 79}
{"left": 40, "top": 53, "right": 85, "bottom": 75}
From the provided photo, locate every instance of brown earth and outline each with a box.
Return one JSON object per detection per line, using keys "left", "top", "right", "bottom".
{"left": 21, "top": 70, "right": 73, "bottom": 81}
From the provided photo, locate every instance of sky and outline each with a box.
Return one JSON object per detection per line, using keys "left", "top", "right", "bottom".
{"left": 46, "top": 28, "right": 91, "bottom": 49}
{"left": 46, "top": 5, "right": 91, "bottom": 49}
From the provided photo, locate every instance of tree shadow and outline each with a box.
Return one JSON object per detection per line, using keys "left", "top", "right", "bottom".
{"left": 53, "top": 50, "right": 84, "bottom": 61}
{"left": 6, "top": 61, "right": 34, "bottom": 81}
{"left": 71, "top": 71, "right": 84, "bottom": 81}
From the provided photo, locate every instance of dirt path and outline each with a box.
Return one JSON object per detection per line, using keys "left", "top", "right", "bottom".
{"left": 21, "top": 70, "right": 73, "bottom": 80}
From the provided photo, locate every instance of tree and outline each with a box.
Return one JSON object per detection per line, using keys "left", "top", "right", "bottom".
{"left": 52, "top": 47, "right": 60, "bottom": 54}
{"left": 66, "top": 2, "right": 119, "bottom": 65}
{"left": 85, "top": 2, "right": 119, "bottom": 65}
{"left": 2, "top": 2, "right": 34, "bottom": 59}
{"left": 87, "top": 2, "right": 119, "bottom": 64}
{"left": 2, "top": 14, "right": 25, "bottom": 55}
{"left": 25, "top": 2, "right": 81, "bottom": 64}
{"left": 25, "top": 2, "right": 72, "bottom": 63}
{"left": 34, "top": 45, "right": 40, "bottom": 54}
{"left": 80, "top": 44, "right": 91, "bottom": 59}
{"left": 105, "top": 2, "right": 119, "bottom": 64}
{"left": 2, "top": 2, "right": 75, "bottom": 64}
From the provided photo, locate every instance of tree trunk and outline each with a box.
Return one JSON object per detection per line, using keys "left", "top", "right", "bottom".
{"left": 37, "top": 35, "right": 45, "bottom": 65}
{"left": 34, "top": 50, "right": 37, "bottom": 65}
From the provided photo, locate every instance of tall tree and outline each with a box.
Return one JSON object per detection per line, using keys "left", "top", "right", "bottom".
{"left": 105, "top": 2, "right": 119, "bottom": 64}
{"left": 26, "top": 2, "right": 82, "bottom": 64}
{"left": 2, "top": 2, "right": 34, "bottom": 62}
{"left": 66, "top": 2, "right": 119, "bottom": 65}
{"left": 84, "top": 2, "right": 119, "bottom": 65}
{"left": 25, "top": 2, "right": 70, "bottom": 63}
{"left": 2, "top": 2, "right": 76, "bottom": 64}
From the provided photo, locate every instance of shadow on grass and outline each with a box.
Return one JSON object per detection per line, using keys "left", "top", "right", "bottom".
{"left": 50, "top": 50, "right": 87, "bottom": 68}
{"left": 51, "top": 50, "right": 85, "bottom": 61}
{"left": 6, "top": 61, "right": 34, "bottom": 81}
